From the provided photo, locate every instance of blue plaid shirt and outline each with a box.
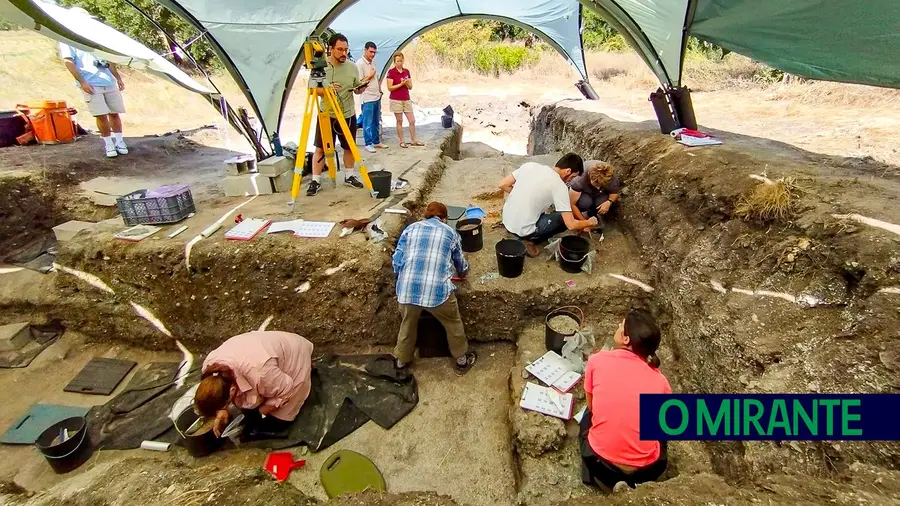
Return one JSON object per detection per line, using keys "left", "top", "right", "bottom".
{"left": 392, "top": 218, "right": 468, "bottom": 308}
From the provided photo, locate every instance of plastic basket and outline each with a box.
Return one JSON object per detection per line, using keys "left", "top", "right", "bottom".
{"left": 116, "top": 185, "right": 195, "bottom": 226}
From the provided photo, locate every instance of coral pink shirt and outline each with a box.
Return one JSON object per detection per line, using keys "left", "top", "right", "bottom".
{"left": 203, "top": 331, "right": 314, "bottom": 422}
{"left": 583, "top": 349, "right": 672, "bottom": 467}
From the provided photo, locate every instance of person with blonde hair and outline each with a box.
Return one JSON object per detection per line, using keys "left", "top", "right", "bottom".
{"left": 386, "top": 51, "right": 423, "bottom": 148}
{"left": 569, "top": 160, "right": 621, "bottom": 230}
{"left": 194, "top": 330, "right": 314, "bottom": 438}
{"left": 392, "top": 201, "right": 476, "bottom": 374}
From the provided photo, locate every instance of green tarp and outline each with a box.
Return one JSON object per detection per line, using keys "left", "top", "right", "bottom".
{"left": 691, "top": 0, "right": 900, "bottom": 89}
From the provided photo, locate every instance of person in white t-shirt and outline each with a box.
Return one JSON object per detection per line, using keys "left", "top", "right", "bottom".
{"left": 498, "top": 153, "right": 599, "bottom": 257}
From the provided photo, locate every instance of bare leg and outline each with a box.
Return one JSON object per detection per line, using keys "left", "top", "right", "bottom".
{"left": 313, "top": 147, "right": 325, "bottom": 176}
{"left": 395, "top": 113, "right": 405, "bottom": 144}
{"left": 108, "top": 113, "right": 122, "bottom": 133}
{"left": 95, "top": 115, "right": 111, "bottom": 137}
{"left": 343, "top": 147, "right": 355, "bottom": 171}
{"left": 405, "top": 111, "right": 417, "bottom": 144}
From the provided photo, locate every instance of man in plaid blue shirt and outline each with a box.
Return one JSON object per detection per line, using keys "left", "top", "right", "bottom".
{"left": 392, "top": 202, "right": 477, "bottom": 375}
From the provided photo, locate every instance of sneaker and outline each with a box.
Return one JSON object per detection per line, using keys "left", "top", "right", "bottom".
{"left": 454, "top": 351, "right": 477, "bottom": 376}
{"left": 365, "top": 144, "right": 376, "bottom": 153}
{"left": 306, "top": 179, "right": 322, "bottom": 196}
{"left": 344, "top": 175, "right": 364, "bottom": 189}
{"left": 105, "top": 147, "right": 118, "bottom": 158}
{"left": 115, "top": 143, "right": 128, "bottom": 155}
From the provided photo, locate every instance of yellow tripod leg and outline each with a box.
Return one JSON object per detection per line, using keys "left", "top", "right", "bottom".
{"left": 316, "top": 92, "right": 338, "bottom": 183}
{"left": 290, "top": 88, "right": 317, "bottom": 203}
{"left": 324, "top": 88, "right": 373, "bottom": 191}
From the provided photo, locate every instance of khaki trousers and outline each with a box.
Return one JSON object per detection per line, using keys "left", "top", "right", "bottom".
{"left": 395, "top": 292, "right": 468, "bottom": 363}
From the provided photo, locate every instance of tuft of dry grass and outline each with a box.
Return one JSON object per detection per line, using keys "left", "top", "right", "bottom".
{"left": 734, "top": 178, "right": 800, "bottom": 221}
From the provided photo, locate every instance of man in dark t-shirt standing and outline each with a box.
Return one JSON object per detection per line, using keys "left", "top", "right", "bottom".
{"left": 569, "top": 160, "right": 622, "bottom": 229}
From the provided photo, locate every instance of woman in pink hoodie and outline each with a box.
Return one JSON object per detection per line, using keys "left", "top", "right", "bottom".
{"left": 194, "top": 330, "right": 314, "bottom": 437}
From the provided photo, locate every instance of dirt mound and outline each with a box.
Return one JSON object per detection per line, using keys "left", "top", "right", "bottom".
{"left": 5, "top": 457, "right": 315, "bottom": 506}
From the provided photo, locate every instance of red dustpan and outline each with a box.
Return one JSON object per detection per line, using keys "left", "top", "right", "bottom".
{"left": 264, "top": 451, "right": 306, "bottom": 481}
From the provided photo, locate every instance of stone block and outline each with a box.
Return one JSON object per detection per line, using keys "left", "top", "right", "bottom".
{"left": 257, "top": 156, "right": 292, "bottom": 177}
{"left": 271, "top": 170, "right": 297, "bottom": 193}
{"left": 223, "top": 174, "right": 274, "bottom": 197}
{"left": 52, "top": 220, "right": 95, "bottom": 242}
{"left": 0, "top": 322, "right": 31, "bottom": 352}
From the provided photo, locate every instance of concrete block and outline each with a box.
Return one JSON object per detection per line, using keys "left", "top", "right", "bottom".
{"left": 257, "top": 156, "right": 292, "bottom": 177}
{"left": 223, "top": 173, "right": 274, "bottom": 197}
{"left": 271, "top": 170, "right": 296, "bottom": 193}
{"left": 0, "top": 322, "right": 31, "bottom": 351}
{"left": 52, "top": 220, "right": 95, "bottom": 242}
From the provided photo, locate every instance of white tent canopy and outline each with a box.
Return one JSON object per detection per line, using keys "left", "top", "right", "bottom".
{"left": 0, "top": 0, "right": 215, "bottom": 95}
{"left": 330, "top": 0, "right": 587, "bottom": 81}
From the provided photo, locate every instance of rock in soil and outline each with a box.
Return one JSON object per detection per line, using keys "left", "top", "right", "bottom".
{"left": 512, "top": 409, "right": 567, "bottom": 457}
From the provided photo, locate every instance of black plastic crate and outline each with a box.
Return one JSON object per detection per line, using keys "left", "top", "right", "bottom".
{"left": 116, "top": 186, "right": 195, "bottom": 226}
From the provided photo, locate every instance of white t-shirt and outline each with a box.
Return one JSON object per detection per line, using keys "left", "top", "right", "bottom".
{"left": 356, "top": 57, "right": 381, "bottom": 104}
{"left": 502, "top": 162, "right": 572, "bottom": 236}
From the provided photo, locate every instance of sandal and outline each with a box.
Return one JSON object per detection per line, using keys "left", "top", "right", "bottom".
{"left": 410, "top": 141, "right": 425, "bottom": 146}
{"left": 399, "top": 142, "right": 409, "bottom": 148}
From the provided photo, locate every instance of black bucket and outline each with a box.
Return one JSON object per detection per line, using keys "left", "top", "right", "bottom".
{"left": 496, "top": 239, "right": 526, "bottom": 278}
{"left": 544, "top": 306, "right": 584, "bottom": 354}
{"left": 369, "top": 170, "right": 392, "bottom": 199}
{"left": 649, "top": 88, "right": 678, "bottom": 134}
{"left": 35, "top": 416, "right": 94, "bottom": 474}
{"left": 441, "top": 115, "right": 452, "bottom": 129}
{"left": 176, "top": 407, "right": 223, "bottom": 458}
{"left": 558, "top": 235, "right": 590, "bottom": 273}
{"left": 456, "top": 218, "right": 483, "bottom": 253}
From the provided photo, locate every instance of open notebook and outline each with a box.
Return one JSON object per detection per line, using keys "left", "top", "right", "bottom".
{"left": 519, "top": 382, "right": 575, "bottom": 420}
{"left": 525, "top": 350, "right": 582, "bottom": 393}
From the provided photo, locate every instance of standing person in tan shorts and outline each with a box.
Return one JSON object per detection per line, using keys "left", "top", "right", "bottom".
{"left": 386, "top": 52, "right": 423, "bottom": 148}
{"left": 59, "top": 7, "right": 128, "bottom": 158}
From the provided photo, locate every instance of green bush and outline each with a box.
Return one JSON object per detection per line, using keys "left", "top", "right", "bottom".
{"left": 0, "top": 17, "right": 16, "bottom": 30}
{"left": 472, "top": 44, "right": 539, "bottom": 75}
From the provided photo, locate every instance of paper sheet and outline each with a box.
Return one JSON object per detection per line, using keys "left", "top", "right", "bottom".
{"left": 525, "top": 351, "right": 582, "bottom": 392}
{"left": 520, "top": 382, "right": 575, "bottom": 420}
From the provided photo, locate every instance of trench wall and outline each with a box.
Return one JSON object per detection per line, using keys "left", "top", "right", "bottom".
{"left": 530, "top": 105, "right": 900, "bottom": 481}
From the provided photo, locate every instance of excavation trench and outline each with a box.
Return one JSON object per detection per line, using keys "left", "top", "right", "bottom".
{"left": 1, "top": 104, "right": 899, "bottom": 505}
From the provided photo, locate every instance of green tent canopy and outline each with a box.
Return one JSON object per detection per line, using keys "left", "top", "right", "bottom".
{"left": 7, "top": 0, "right": 899, "bottom": 141}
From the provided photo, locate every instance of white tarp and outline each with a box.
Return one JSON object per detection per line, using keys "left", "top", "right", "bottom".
{"left": 0, "top": 0, "right": 215, "bottom": 95}
{"left": 330, "top": 0, "right": 588, "bottom": 79}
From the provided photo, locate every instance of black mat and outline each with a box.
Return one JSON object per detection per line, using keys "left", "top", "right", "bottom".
{"left": 89, "top": 354, "right": 418, "bottom": 454}
{"left": 64, "top": 358, "right": 137, "bottom": 395}
{"left": 87, "top": 361, "right": 201, "bottom": 450}
{"left": 0, "top": 321, "right": 64, "bottom": 369}
{"left": 237, "top": 354, "right": 418, "bottom": 452}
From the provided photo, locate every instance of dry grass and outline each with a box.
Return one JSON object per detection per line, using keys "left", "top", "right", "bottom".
{"left": 0, "top": 30, "right": 251, "bottom": 137}
{"left": 734, "top": 178, "right": 800, "bottom": 221}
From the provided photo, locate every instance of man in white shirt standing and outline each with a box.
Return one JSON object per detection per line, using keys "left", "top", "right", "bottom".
{"left": 356, "top": 42, "right": 388, "bottom": 153}
{"left": 58, "top": 7, "right": 128, "bottom": 158}
{"left": 498, "top": 153, "right": 599, "bottom": 257}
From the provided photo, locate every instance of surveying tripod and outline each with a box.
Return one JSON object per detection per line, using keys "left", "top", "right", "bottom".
{"left": 289, "top": 38, "right": 373, "bottom": 209}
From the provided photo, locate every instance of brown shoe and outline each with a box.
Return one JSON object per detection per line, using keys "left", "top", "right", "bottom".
{"left": 523, "top": 241, "right": 540, "bottom": 258}
{"left": 455, "top": 351, "right": 477, "bottom": 376}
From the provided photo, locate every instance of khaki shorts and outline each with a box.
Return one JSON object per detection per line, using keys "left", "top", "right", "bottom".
{"left": 83, "top": 86, "right": 126, "bottom": 116}
{"left": 390, "top": 100, "right": 412, "bottom": 114}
